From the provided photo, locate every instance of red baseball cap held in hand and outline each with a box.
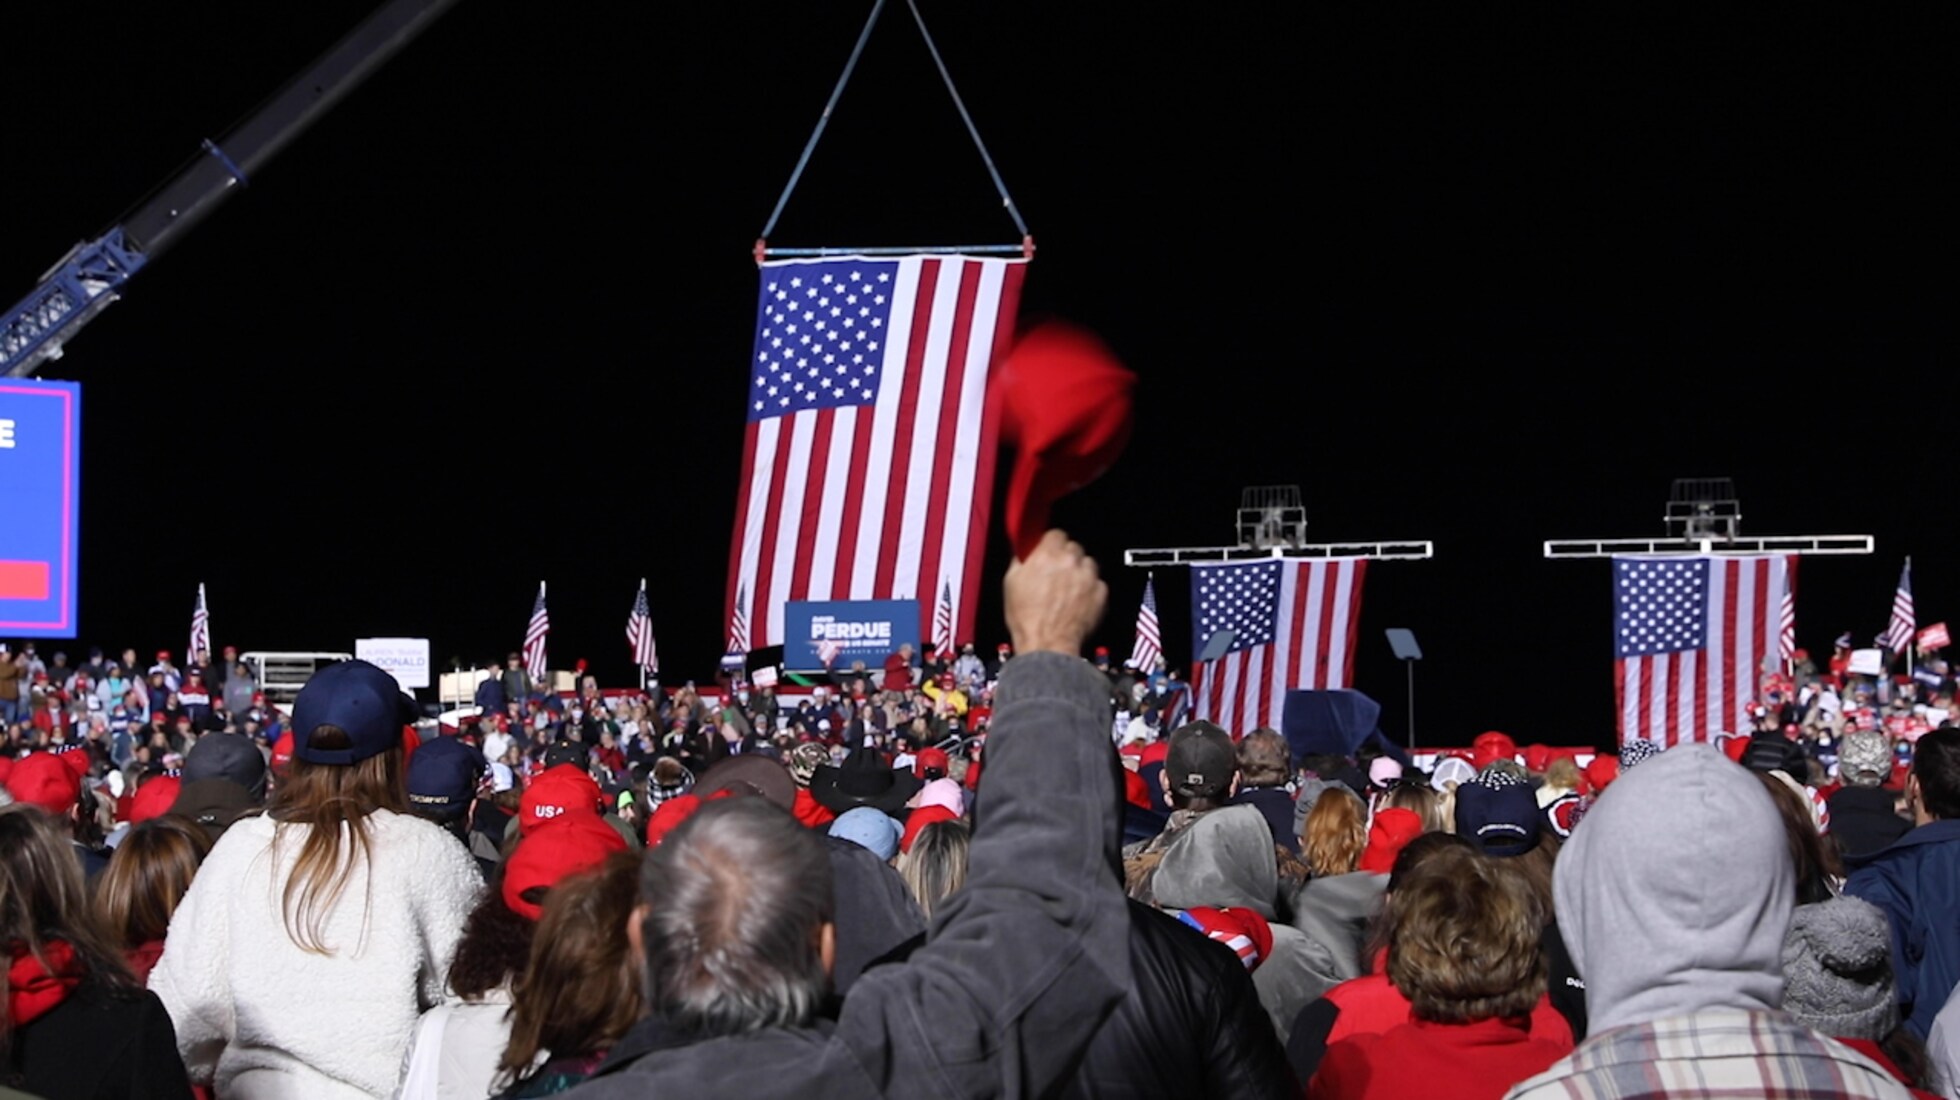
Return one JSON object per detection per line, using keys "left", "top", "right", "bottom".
{"left": 991, "top": 321, "right": 1135, "bottom": 560}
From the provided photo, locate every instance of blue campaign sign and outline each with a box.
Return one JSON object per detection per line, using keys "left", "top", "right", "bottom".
{"left": 783, "top": 599, "right": 921, "bottom": 670}
{"left": 0, "top": 379, "right": 81, "bottom": 637}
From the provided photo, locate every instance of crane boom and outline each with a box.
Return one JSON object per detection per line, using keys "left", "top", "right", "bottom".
{"left": 1, "top": 0, "right": 462, "bottom": 378}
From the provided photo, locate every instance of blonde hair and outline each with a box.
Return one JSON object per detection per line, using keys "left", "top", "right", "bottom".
{"left": 1381, "top": 782, "right": 1446, "bottom": 835}
{"left": 267, "top": 727, "right": 408, "bottom": 954}
{"left": 1544, "top": 756, "right": 1581, "bottom": 793}
{"left": 1302, "top": 788, "right": 1367, "bottom": 877}
{"left": 898, "top": 819, "right": 970, "bottom": 919}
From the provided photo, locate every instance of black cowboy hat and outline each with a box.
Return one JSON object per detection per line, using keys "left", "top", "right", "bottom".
{"left": 811, "top": 742, "right": 922, "bottom": 816}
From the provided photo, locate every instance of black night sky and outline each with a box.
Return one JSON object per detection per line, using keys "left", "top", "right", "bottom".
{"left": 5, "top": 2, "right": 1952, "bottom": 749}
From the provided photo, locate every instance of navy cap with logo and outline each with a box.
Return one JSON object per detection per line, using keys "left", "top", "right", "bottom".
{"left": 292, "top": 660, "right": 418, "bottom": 765}
{"left": 1451, "top": 771, "right": 1542, "bottom": 858}
{"left": 407, "top": 735, "right": 487, "bottom": 821}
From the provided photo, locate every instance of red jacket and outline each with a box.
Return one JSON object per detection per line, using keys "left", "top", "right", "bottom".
{"left": 1321, "top": 972, "right": 1573, "bottom": 1051}
{"left": 1310, "top": 1015, "right": 1571, "bottom": 1100}
{"left": 793, "top": 787, "right": 836, "bottom": 829}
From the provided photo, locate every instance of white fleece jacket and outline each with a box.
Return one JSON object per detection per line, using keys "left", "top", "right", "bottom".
{"left": 151, "top": 810, "right": 483, "bottom": 1099}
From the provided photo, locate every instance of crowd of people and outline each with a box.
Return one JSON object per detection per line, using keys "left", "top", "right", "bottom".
{"left": 5, "top": 535, "right": 1960, "bottom": 1098}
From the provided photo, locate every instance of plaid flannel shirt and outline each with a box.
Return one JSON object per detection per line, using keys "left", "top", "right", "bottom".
{"left": 1505, "top": 1009, "right": 1913, "bottom": 1099}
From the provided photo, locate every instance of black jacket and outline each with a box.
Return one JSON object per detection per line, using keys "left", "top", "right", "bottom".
{"left": 869, "top": 900, "right": 1296, "bottom": 1098}
{"left": 1829, "top": 784, "right": 1912, "bottom": 863}
{"left": 1066, "top": 902, "right": 1295, "bottom": 1098}
{"left": 7, "top": 980, "right": 194, "bottom": 1100}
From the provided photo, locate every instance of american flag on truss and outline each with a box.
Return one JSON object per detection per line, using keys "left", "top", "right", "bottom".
{"left": 1614, "top": 555, "right": 1794, "bottom": 747}
{"left": 1882, "top": 558, "right": 1915, "bottom": 655}
{"left": 188, "top": 583, "right": 211, "bottom": 667}
{"left": 1189, "top": 559, "right": 1368, "bottom": 734}
{"left": 522, "top": 583, "right": 550, "bottom": 681}
{"left": 1129, "top": 575, "right": 1163, "bottom": 672}
{"left": 626, "top": 580, "right": 658, "bottom": 674}
{"left": 725, "top": 255, "right": 1027, "bottom": 652}
{"left": 932, "top": 580, "right": 955, "bottom": 663}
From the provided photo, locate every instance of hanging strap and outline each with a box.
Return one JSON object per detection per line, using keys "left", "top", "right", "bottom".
{"left": 756, "top": 0, "right": 1031, "bottom": 259}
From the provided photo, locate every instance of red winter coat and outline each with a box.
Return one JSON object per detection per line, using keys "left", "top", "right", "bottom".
{"left": 1310, "top": 1015, "right": 1571, "bottom": 1100}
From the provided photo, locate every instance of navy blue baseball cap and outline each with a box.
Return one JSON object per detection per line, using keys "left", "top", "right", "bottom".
{"left": 292, "top": 660, "right": 418, "bottom": 765}
{"left": 1451, "top": 771, "right": 1542, "bottom": 858}
{"left": 407, "top": 735, "right": 487, "bottom": 821}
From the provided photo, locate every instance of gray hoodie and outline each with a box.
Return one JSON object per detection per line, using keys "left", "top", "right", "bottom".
{"left": 1153, "top": 803, "right": 1340, "bottom": 1036}
{"left": 1555, "top": 742, "right": 1793, "bottom": 1037}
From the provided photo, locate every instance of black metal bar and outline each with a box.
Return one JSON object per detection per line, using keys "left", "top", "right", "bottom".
{"left": 122, "top": 0, "right": 462, "bottom": 256}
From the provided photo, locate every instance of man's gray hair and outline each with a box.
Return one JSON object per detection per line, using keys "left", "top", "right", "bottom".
{"left": 641, "top": 797, "right": 835, "bottom": 1035}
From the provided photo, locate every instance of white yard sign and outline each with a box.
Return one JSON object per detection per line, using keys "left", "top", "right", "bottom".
{"left": 356, "top": 637, "right": 431, "bottom": 690}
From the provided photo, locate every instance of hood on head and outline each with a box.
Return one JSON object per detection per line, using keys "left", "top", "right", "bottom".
{"left": 1556, "top": 742, "right": 1791, "bottom": 1035}
{"left": 1151, "top": 804, "right": 1279, "bottom": 918}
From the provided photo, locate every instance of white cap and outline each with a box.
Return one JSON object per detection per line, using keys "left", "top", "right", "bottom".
{"left": 490, "top": 762, "right": 515, "bottom": 792}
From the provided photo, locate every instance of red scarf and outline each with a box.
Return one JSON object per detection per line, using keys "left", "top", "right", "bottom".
{"left": 8, "top": 940, "right": 81, "bottom": 1028}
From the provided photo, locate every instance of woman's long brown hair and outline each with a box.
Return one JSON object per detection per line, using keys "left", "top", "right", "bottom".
{"left": 498, "top": 852, "right": 643, "bottom": 1087}
{"left": 93, "top": 815, "right": 212, "bottom": 950}
{"left": 0, "top": 805, "right": 136, "bottom": 1053}
{"left": 267, "top": 726, "right": 408, "bottom": 954}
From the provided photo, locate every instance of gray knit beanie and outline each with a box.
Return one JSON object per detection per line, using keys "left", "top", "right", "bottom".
{"left": 1780, "top": 895, "right": 1899, "bottom": 1040}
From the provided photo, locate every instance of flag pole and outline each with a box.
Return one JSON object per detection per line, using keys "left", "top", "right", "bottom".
{"left": 1908, "top": 557, "right": 1917, "bottom": 677}
{"left": 638, "top": 578, "right": 648, "bottom": 694}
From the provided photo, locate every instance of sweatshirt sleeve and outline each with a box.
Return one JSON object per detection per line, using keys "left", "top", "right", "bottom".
{"left": 835, "top": 651, "right": 1130, "bottom": 1098}
{"left": 414, "top": 829, "right": 486, "bottom": 1009}
{"left": 149, "top": 844, "right": 237, "bottom": 1085}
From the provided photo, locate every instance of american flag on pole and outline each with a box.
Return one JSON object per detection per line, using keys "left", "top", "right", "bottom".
{"left": 725, "top": 255, "right": 1027, "bottom": 652}
{"left": 727, "top": 581, "right": 751, "bottom": 658}
{"left": 932, "top": 580, "right": 955, "bottom": 663}
{"left": 1129, "top": 574, "right": 1163, "bottom": 672}
{"left": 1189, "top": 559, "right": 1368, "bottom": 734}
{"left": 188, "top": 583, "right": 211, "bottom": 667}
{"left": 1613, "top": 555, "right": 1794, "bottom": 747}
{"left": 626, "top": 580, "right": 658, "bottom": 674}
{"left": 1882, "top": 558, "right": 1915, "bottom": 655}
{"left": 522, "top": 582, "right": 550, "bottom": 681}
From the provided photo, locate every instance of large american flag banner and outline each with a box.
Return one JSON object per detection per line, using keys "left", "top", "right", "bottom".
{"left": 1613, "top": 554, "right": 1794, "bottom": 747}
{"left": 1189, "top": 559, "right": 1368, "bottom": 735}
{"left": 725, "top": 255, "right": 1026, "bottom": 651}
{"left": 1882, "top": 558, "right": 1914, "bottom": 655}
{"left": 522, "top": 583, "right": 550, "bottom": 681}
